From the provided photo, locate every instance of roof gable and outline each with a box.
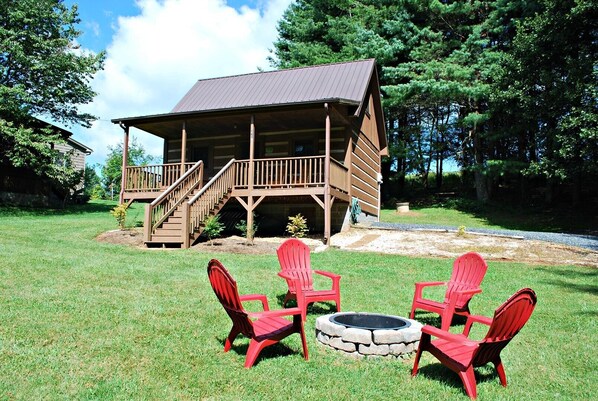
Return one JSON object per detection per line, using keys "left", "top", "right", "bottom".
{"left": 171, "top": 59, "right": 376, "bottom": 114}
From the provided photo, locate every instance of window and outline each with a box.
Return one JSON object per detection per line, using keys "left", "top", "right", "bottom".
{"left": 192, "top": 145, "right": 210, "bottom": 169}
{"left": 293, "top": 138, "right": 316, "bottom": 157}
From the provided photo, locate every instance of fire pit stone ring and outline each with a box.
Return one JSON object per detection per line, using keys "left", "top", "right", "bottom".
{"left": 315, "top": 312, "right": 423, "bottom": 358}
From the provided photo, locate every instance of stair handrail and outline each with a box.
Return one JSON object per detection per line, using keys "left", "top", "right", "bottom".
{"left": 144, "top": 160, "right": 204, "bottom": 241}
{"left": 182, "top": 158, "right": 236, "bottom": 246}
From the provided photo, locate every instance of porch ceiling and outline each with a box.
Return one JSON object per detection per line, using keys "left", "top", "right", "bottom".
{"left": 127, "top": 104, "right": 355, "bottom": 140}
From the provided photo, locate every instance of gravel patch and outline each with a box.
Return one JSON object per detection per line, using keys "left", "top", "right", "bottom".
{"left": 97, "top": 226, "right": 598, "bottom": 267}
{"left": 372, "top": 222, "right": 598, "bottom": 251}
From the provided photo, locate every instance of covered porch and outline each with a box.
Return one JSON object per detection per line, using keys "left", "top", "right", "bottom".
{"left": 117, "top": 103, "right": 357, "bottom": 246}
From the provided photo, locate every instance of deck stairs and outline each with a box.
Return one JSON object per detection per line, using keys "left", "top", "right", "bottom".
{"left": 144, "top": 159, "right": 236, "bottom": 248}
{"left": 146, "top": 190, "right": 232, "bottom": 246}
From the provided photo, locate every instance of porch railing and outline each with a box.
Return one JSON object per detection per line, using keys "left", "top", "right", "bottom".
{"left": 235, "top": 156, "right": 326, "bottom": 189}
{"left": 234, "top": 155, "right": 348, "bottom": 192}
{"left": 183, "top": 158, "right": 236, "bottom": 247}
{"left": 330, "top": 159, "right": 349, "bottom": 193}
{"left": 144, "top": 160, "right": 204, "bottom": 241}
{"left": 124, "top": 162, "right": 195, "bottom": 192}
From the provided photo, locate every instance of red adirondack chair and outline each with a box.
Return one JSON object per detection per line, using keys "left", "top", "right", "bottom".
{"left": 412, "top": 288, "right": 537, "bottom": 399}
{"left": 277, "top": 238, "right": 341, "bottom": 321}
{"left": 410, "top": 252, "right": 488, "bottom": 331}
{"left": 207, "top": 259, "right": 309, "bottom": 368}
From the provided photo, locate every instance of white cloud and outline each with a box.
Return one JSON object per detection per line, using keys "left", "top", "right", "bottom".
{"left": 75, "top": 0, "right": 292, "bottom": 166}
{"left": 87, "top": 21, "right": 101, "bottom": 37}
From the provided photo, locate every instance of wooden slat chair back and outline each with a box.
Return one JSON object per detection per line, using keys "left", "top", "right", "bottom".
{"left": 207, "top": 259, "right": 254, "bottom": 339}
{"left": 472, "top": 288, "right": 537, "bottom": 368}
{"left": 207, "top": 259, "right": 309, "bottom": 368}
{"left": 412, "top": 288, "right": 537, "bottom": 399}
{"left": 445, "top": 252, "right": 489, "bottom": 309}
{"left": 277, "top": 238, "right": 341, "bottom": 321}
{"left": 277, "top": 238, "right": 314, "bottom": 293}
{"left": 410, "top": 252, "right": 488, "bottom": 331}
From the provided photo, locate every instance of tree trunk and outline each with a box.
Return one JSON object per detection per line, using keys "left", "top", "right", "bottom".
{"left": 472, "top": 125, "right": 489, "bottom": 202}
{"left": 474, "top": 169, "right": 489, "bottom": 202}
{"left": 436, "top": 130, "right": 444, "bottom": 189}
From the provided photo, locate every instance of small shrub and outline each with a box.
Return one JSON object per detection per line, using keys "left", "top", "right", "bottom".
{"left": 235, "top": 214, "right": 258, "bottom": 242}
{"left": 457, "top": 225, "right": 466, "bottom": 236}
{"left": 203, "top": 214, "right": 225, "bottom": 244}
{"left": 110, "top": 203, "right": 128, "bottom": 230}
{"left": 286, "top": 213, "right": 308, "bottom": 238}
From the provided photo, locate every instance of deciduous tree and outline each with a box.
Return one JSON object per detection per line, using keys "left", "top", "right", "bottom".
{"left": 101, "top": 138, "right": 157, "bottom": 198}
{"left": 0, "top": 0, "right": 104, "bottom": 186}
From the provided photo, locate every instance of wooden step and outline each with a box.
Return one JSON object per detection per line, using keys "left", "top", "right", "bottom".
{"left": 149, "top": 234, "right": 184, "bottom": 243}
{"left": 161, "top": 221, "right": 183, "bottom": 230}
{"left": 154, "top": 227, "right": 182, "bottom": 235}
{"left": 145, "top": 240, "right": 183, "bottom": 246}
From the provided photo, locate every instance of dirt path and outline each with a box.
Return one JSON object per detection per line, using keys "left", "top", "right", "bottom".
{"left": 96, "top": 227, "right": 598, "bottom": 267}
{"left": 330, "top": 227, "right": 598, "bottom": 267}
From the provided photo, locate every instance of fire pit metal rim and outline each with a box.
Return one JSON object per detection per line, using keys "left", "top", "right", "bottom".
{"left": 329, "top": 312, "right": 411, "bottom": 331}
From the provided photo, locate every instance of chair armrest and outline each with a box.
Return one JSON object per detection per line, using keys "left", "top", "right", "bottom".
{"left": 455, "top": 288, "right": 483, "bottom": 297}
{"left": 278, "top": 272, "right": 306, "bottom": 314}
{"left": 239, "top": 294, "right": 269, "bottom": 311}
{"left": 414, "top": 281, "right": 446, "bottom": 300}
{"left": 416, "top": 281, "right": 446, "bottom": 288}
{"left": 445, "top": 287, "right": 482, "bottom": 309}
{"left": 314, "top": 270, "right": 341, "bottom": 291}
{"left": 250, "top": 307, "right": 302, "bottom": 320}
{"left": 277, "top": 271, "right": 291, "bottom": 280}
{"left": 441, "top": 287, "right": 483, "bottom": 331}
{"left": 314, "top": 270, "right": 341, "bottom": 281}
{"left": 421, "top": 325, "right": 478, "bottom": 347}
{"left": 463, "top": 313, "right": 493, "bottom": 336}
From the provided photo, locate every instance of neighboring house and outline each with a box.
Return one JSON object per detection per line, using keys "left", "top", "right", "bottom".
{"left": 112, "top": 59, "right": 387, "bottom": 247}
{"left": 53, "top": 136, "right": 93, "bottom": 192}
{"left": 0, "top": 119, "right": 92, "bottom": 207}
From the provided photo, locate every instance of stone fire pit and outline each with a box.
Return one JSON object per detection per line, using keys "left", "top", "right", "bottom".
{"left": 315, "top": 312, "right": 423, "bottom": 358}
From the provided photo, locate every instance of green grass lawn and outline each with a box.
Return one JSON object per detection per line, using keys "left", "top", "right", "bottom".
{"left": 380, "top": 198, "right": 597, "bottom": 233}
{"left": 0, "top": 201, "right": 596, "bottom": 400}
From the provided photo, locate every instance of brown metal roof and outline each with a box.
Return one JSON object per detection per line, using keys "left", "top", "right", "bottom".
{"left": 171, "top": 59, "right": 376, "bottom": 114}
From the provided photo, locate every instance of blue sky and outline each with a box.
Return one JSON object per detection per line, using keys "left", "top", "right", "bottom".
{"left": 67, "top": 1, "right": 264, "bottom": 53}
{"left": 61, "top": 0, "right": 292, "bottom": 165}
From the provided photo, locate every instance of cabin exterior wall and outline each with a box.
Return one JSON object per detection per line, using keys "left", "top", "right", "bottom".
{"left": 164, "top": 127, "right": 349, "bottom": 179}
{"left": 351, "top": 93, "right": 382, "bottom": 216}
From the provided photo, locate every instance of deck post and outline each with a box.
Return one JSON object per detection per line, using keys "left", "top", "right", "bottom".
{"left": 247, "top": 115, "right": 256, "bottom": 240}
{"left": 182, "top": 202, "right": 190, "bottom": 248}
{"left": 181, "top": 121, "right": 187, "bottom": 175}
{"left": 119, "top": 124, "right": 129, "bottom": 204}
{"left": 324, "top": 103, "right": 331, "bottom": 244}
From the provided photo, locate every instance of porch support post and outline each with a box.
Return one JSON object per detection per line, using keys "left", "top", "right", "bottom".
{"left": 119, "top": 124, "right": 129, "bottom": 204}
{"left": 247, "top": 115, "right": 256, "bottom": 240}
{"left": 180, "top": 121, "right": 187, "bottom": 175}
{"left": 324, "top": 103, "right": 331, "bottom": 244}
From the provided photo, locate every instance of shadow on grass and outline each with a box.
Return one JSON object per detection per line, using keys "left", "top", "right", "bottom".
{"left": 540, "top": 279, "right": 598, "bottom": 296}
{"left": 274, "top": 293, "right": 338, "bottom": 316}
{"left": 416, "top": 363, "right": 502, "bottom": 395}
{"left": 408, "top": 197, "right": 597, "bottom": 234}
{"left": 217, "top": 336, "right": 300, "bottom": 367}
{"left": 536, "top": 267, "right": 598, "bottom": 279}
{"left": 536, "top": 267, "right": 598, "bottom": 295}
{"left": 0, "top": 201, "right": 116, "bottom": 216}
{"left": 410, "top": 312, "right": 468, "bottom": 329}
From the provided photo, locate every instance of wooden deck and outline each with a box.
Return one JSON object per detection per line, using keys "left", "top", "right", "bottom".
{"left": 122, "top": 156, "right": 350, "bottom": 247}
{"left": 122, "top": 156, "right": 348, "bottom": 202}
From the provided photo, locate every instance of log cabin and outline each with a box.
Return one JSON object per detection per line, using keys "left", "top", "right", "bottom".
{"left": 111, "top": 59, "right": 387, "bottom": 247}
{"left": 0, "top": 118, "right": 92, "bottom": 207}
